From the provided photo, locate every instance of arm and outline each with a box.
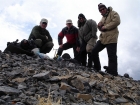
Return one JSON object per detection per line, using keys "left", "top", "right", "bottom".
{"left": 104, "top": 11, "right": 120, "bottom": 30}
{"left": 91, "top": 20, "right": 97, "bottom": 38}
{"left": 45, "top": 30, "right": 53, "bottom": 42}
{"left": 58, "top": 31, "right": 64, "bottom": 45}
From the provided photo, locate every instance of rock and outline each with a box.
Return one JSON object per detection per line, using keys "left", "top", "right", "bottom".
{"left": 33, "top": 71, "right": 51, "bottom": 79}
{"left": 77, "top": 93, "right": 93, "bottom": 101}
{"left": 0, "top": 86, "right": 20, "bottom": 94}
{"left": 0, "top": 52, "right": 139, "bottom": 104}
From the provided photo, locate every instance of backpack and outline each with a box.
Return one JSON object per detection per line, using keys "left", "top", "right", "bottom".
{"left": 4, "top": 39, "right": 36, "bottom": 56}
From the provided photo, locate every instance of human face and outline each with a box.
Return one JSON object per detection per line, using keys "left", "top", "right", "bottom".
{"left": 99, "top": 7, "right": 107, "bottom": 15}
{"left": 40, "top": 22, "right": 47, "bottom": 29}
{"left": 66, "top": 23, "right": 72, "bottom": 28}
{"left": 78, "top": 17, "right": 84, "bottom": 23}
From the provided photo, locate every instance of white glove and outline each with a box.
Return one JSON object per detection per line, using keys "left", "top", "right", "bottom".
{"left": 32, "top": 48, "right": 40, "bottom": 55}
{"left": 38, "top": 53, "right": 50, "bottom": 59}
{"left": 46, "top": 36, "right": 48, "bottom": 39}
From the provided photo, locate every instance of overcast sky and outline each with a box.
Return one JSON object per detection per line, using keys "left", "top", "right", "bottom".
{"left": 0, "top": 0, "right": 140, "bottom": 80}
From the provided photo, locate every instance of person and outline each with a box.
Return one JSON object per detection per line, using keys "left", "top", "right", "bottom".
{"left": 55, "top": 19, "right": 80, "bottom": 60}
{"left": 92, "top": 3, "right": 121, "bottom": 76}
{"left": 77, "top": 13, "right": 98, "bottom": 67}
{"left": 28, "top": 18, "right": 54, "bottom": 54}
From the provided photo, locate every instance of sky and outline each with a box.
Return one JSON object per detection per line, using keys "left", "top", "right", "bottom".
{"left": 0, "top": 0, "right": 140, "bottom": 80}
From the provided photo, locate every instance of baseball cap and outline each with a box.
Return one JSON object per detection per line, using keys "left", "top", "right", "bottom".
{"left": 40, "top": 18, "right": 48, "bottom": 23}
{"left": 66, "top": 19, "right": 72, "bottom": 24}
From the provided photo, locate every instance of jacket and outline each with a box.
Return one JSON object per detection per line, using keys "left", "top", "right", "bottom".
{"left": 78, "top": 19, "right": 98, "bottom": 43}
{"left": 28, "top": 26, "right": 53, "bottom": 44}
{"left": 58, "top": 26, "right": 79, "bottom": 46}
{"left": 99, "top": 7, "right": 121, "bottom": 44}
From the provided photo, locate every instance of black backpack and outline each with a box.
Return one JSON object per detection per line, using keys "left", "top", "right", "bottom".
{"left": 4, "top": 39, "right": 36, "bottom": 56}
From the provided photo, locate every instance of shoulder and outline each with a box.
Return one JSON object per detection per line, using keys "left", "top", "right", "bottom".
{"left": 108, "top": 7, "right": 119, "bottom": 16}
{"left": 62, "top": 27, "right": 68, "bottom": 31}
{"left": 32, "top": 25, "right": 41, "bottom": 30}
{"left": 86, "top": 19, "right": 97, "bottom": 25}
{"left": 72, "top": 26, "right": 78, "bottom": 30}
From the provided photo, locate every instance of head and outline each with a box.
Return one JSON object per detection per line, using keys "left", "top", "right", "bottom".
{"left": 77, "top": 13, "right": 86, "bottom": 28}
{"left": 40, "top": 18, "right": 48, "bottom": 29}
{"left": 98, "top": 3, "right": 107, "bottom": 16}
{"left": 78, "top": 13, "right": 86, "bottom": 23}
{"left": 66, "top": 19, "right": 73, "bottom": 29}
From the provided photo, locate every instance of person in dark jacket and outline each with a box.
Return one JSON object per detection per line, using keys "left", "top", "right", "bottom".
{"left": 28, "top": 18, "right": 54, "bottom": 53}
{"left": 92, "top": 3, "right": 120, "bottom": 76}
{"left": 55, "top": 19, "right": 80, "bottom": 60}
{"left": 77, "top": 13, "right": 98, "bottom": 68}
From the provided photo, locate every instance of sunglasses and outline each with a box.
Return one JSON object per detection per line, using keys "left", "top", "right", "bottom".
{"left": 42, "top": 22, "right": 47, "bottom": 25}
{"left": 99, "top": 8, "right": 105, "bottom": 12}
{"left": 78, "top": 17, "right": 83, "bottom": 20}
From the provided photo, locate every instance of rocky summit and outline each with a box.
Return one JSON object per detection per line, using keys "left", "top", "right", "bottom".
{"left": 0, "top": 51, "right": 140, "bottom": 105}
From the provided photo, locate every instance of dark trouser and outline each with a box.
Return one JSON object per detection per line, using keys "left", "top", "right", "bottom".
{"left": 40, "top": 41, "right": 54, "bottom": 53}
{"left": 92, "top": 40, "right": 118, "bottom": 75}
{"left": 34, "top": 39, "right": 54, "bottom": 54}
{"left": 57, "top": 42, "right": 78, "bottom": 58}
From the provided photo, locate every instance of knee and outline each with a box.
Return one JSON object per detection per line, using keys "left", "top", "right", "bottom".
{"left": 46, "top": 41, "right": 54, "bottom": 48}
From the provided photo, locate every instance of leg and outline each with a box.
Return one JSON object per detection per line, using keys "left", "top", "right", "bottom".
{"left": 106, "top": 43, "right": 118, "bottom": 76}
{"left": 34, "top": 39, "right": 42, "bottom": 47}
{"left": 86, "top": 37, "right": 97, "bottom": 68}
{"left": 57, "top": 43, "right": 72, "bottom": 56}
{"left": 81, "top": 50, "right": 87, "bottom": 66}
{"left": 40, "top": 41, "right": 54, "bottom": 53}
{"left": 92, "top": 40, "right": 105, "bottom": 71}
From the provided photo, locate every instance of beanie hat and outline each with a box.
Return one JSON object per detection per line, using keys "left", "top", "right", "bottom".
{"left": 98, "top": 3, "right": 107, "bottom": 10}
{"left": 78, "top": 13, "right": 86, "bottom": 19}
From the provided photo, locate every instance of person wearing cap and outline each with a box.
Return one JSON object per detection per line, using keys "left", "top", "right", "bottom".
{"left": 77, "top": 13, "right": 98, "bottom": 68}
{"left": 92, "top": 3, "right": 120, "bottom": 76}
{"left": 28, "top": 18, "right": 54, "bottom": 53}
{"left": 55, "top": 19, "right": 79, "bottom": 60}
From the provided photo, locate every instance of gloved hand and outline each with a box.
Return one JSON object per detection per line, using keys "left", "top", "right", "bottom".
{"left": 46, "top": 36, "right": 48, "bottom": 40}
{"left": 32, "top": 48, "right": 40, "bottom": 55}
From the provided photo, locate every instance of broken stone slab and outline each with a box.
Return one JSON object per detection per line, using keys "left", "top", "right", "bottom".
{"left": 33, "top": 71, "right": 51, "bottom": 79}
{"left": 115, "top": 97, "right": 128, "bottom": 104}
{"left": 12, "top": 78, "right": 26, "bottom": 83}
{"left": 77, "top": 93, "right": 93, "bottom": 101}
{"left": 60, "top": 82, "right": 71, "bottom": 90}
{"left": 71, "top": 78, "right": 84, "bottom": 91}
{"left": 0, "top": 86, "right": 20, "bottom": 94}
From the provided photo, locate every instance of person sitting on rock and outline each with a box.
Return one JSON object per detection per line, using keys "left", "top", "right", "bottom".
{"left": 28, "top": 18, "right": 54, "bottom": 54}
{"left": 54, "top": 19, "right": 80, "bottom": 60}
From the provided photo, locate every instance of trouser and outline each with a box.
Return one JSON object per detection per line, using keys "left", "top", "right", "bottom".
{"left": 34, "top": 39, "right": 54, "bottom": 53}
{"left": 92, "top": 40, "right": 118, "bottom": 75}
{"left": 76, "top": 37, "right": 97, "bottom": 67}
{"left": 57, "top": 42, "right": 78, "bottom": 58}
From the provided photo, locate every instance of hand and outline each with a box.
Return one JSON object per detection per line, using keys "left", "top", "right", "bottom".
{"left": 101, "top": 26, "right": 106, "bottom": 31}
{"left": 76, "top": 47, "right": 80, "bottom": 52}
{"left": 98, "top": 22, "right": 103, "bottom": 27}
{"left": 46, "top": 36, "right": 48, "bottom": 39}
{"left": 59, "top": 44, "right": 63, "bottom": 48}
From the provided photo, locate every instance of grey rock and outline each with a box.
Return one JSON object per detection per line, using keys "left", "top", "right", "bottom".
{"left": 0, "top": 86, "right": 20, "bottom": 94}
{"left": 33, "top": 71, "right": 51, "bottom": 79}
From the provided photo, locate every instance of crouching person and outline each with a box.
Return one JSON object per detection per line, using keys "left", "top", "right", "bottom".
{"left": 28, "top": 18, "right": 54, "bottom": 54}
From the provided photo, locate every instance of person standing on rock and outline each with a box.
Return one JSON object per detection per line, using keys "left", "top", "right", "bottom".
{"left": 54, "top": 19, "right": 80, "bottom": 61}
{"left": 28, "top": 18, "right": 54, "bottom": 54}
{"left": 77, "top": 13, "right": 98, "bottom": 68}
{"left": 92, "top": 3, "right": 121, "bottom": 76}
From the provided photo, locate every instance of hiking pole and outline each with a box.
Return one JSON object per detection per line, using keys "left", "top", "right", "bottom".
{"left": 53, "top": 48, "right": 58, "bottom": 58}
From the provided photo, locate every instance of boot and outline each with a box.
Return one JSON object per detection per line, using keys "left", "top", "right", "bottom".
{"left": 87, "top": 52, "right": 92, "bottom": 68}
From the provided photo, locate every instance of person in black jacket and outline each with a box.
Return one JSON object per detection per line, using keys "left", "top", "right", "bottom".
{"left": 55, "top": 19, "right": 80, "bottom": 60}
{"left": 28, "top": 18, "right": 54, "bottom": 54}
